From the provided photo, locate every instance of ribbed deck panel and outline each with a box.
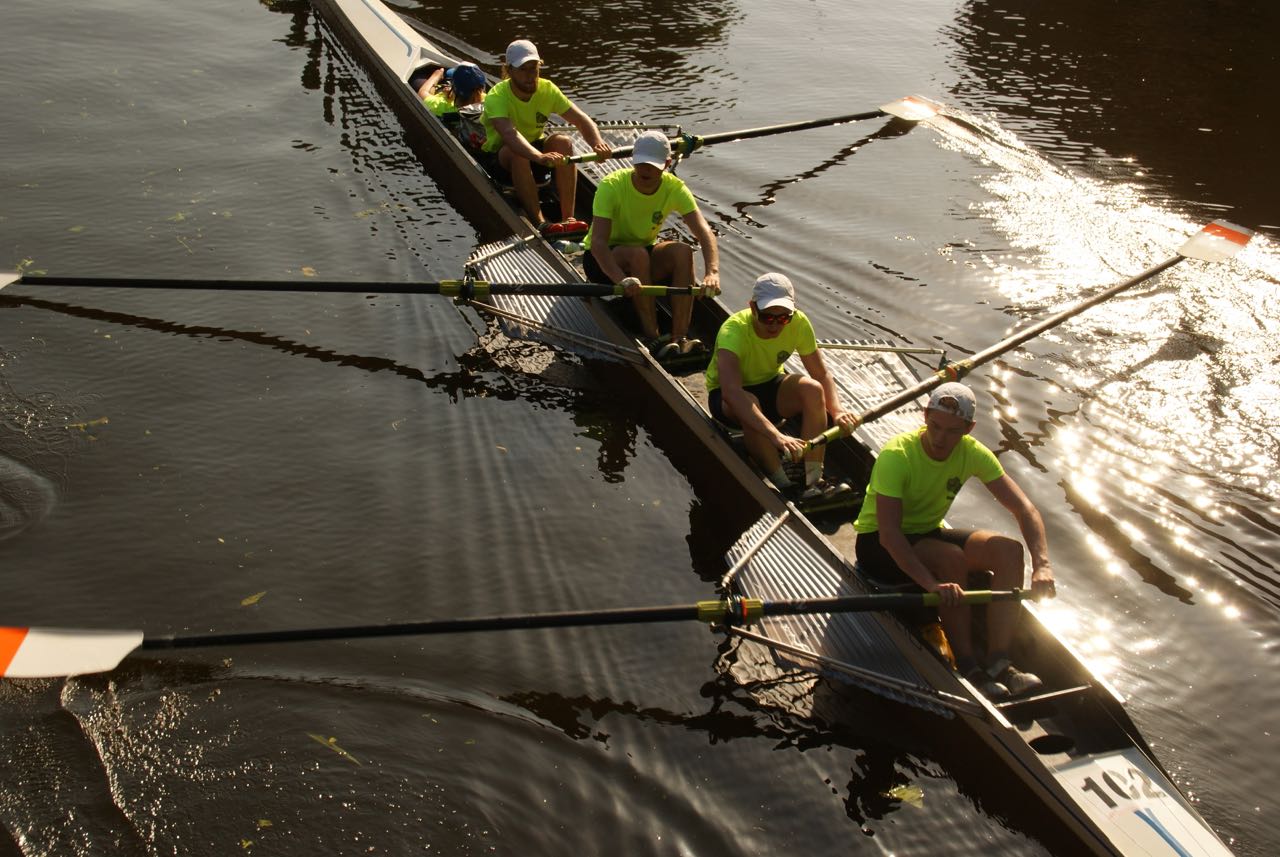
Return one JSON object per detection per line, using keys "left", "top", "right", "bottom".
{"left": 728, "top": 514, "right": 953, "bottom": 717}
{"left": 786, "top": 342, "right": 925, "bottom": 450}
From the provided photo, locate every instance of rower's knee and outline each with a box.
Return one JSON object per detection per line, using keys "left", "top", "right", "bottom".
{"left": 988, "top": 535, "right": 1025, "bottom": 583}
{"left": 545, "top": 134, "right": 572, "bottom": 154}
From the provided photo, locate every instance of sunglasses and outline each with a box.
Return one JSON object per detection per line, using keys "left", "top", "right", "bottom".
{"left": 757, "top": 310, "right": 793, "bottom": 326}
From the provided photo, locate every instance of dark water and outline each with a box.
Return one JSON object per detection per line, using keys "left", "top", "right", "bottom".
{"left": 2, "top": 0, "right": 1277, "bottom": 854}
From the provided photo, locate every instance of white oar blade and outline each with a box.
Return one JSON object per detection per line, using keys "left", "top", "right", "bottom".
{"left": 0, "top": 272, "right": 19, "bottom": 290}
{"left": 879, "top": 94, "right": 943, "bottom": 122}
{"left": 1177, "top": 220, "right": 1253, "bottom": 262}
{"left": 1, "top": 626, "right": 142, "bottom": 678}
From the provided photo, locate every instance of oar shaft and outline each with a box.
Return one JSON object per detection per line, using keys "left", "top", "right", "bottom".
{"left": 689, "top": 108, "right": 888, "bottom": 148}
{"left": 569, "top": 108, "right": 889, "bottom": 163}
{"left": 807, "top": 254, "right": 1187, "bottom": 449}
{"left": 11, "top": 276, "right": 706, "bottom": 299}
{"left": 140, "top": 604, "right": 705, "bottom": 650}
{"left": 137, "top": 590, "right": 1025, "bottom": 651}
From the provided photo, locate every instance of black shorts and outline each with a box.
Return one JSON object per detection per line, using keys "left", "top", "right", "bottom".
{"left": 582, "top": 244, "right": 662, "bottom": 285}
{"left": 854, "top": 528, "right": 977, "bottom": 588}
{"left": 478, "top": 137, "right": 553, "bottom": 185}
{"left": 708, "top": 375, "right": 786, "bottom": 426}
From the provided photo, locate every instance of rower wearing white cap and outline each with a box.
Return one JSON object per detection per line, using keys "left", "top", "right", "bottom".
{"left": 479, "top": 38, "right": 612, "bottom": 237}
{"left": 706, "top": 272, "right": 857, "bottom": 502}
{"left": 852, "top": 381, "right": 1056, "bottom": 700}
{"left": 583, "top": 130, "right": 720, "bottom": 356}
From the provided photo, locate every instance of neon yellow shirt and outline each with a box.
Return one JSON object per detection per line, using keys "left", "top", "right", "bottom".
{"left": 853, "top": 428, "right": 1004, "bottom": 534}
{"left": 705, "top": 308, "right": 817, "bottom": 391}
{"left": 582, "top": 169, "right": 697, "bottom": 251}
{"left": 480, "top": 78, "right": 571, "bottom": 153}
{"left": 422, "top": 92, "right": 455, "bottom": 117}
{"left": 422, "top": 90, "right": 486, "bottom": 118}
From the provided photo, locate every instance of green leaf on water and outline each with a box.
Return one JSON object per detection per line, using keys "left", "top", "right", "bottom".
{"left": 240, "top": 591, "right": 267, "bottom": 607}
{"left": 307, "top": 732, "right": 361, "bottom": 765}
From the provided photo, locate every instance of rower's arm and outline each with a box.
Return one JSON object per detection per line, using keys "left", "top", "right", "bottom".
{"left": 492, "top": 116, "right": 547, "bottom": 164}
{"left": 416, "top": 67, "right": 445, "bottom": 101}
{"left": 875, "top": 495, "right": 960, "bottom": 600}
{"left": 984, "top": 474, "right": 1055, "bottom": 596}
{"left": 560, "top": 104, "right": 610, "bottom": 154}
{"left": 587, "top": 218, "right": 626, "bottom": 284}
{"left": 680, "top": 209, "right": 720, "bottom": 293}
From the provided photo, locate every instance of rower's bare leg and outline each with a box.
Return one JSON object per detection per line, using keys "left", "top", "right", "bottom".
{"left": 652, "top": 242, "right": 694, "bottom": 341}
{"left": 962, "top": 531, "right": 1026, "bottom": 661}
{"left": 612, "top": 245, "right": 659, "bottom": 339}
{"left": 545, "top": 134, "right": 576, "bottom": 221}
{"left": 721, "top": 395, "right": 784, "bottom": 478}
{"left": 775, "top": 374, "right": 828, "bottom": 473}
{"left": 914, "top": 538, "right": 975, "bottom": 663}
{"left": 499, "top": 147, "right": 543, "bottom": 226}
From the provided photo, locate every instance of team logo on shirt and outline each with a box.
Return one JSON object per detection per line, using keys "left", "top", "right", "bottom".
{"left": 946, "top": 476, "right": 963, "bottom": 500}
{"left": 536, "top": 111, "right": 548, "bottom": 124}
{"left": 776, "top": 350, "right": 791, "bottom": 364}
{"left": 651, "top": 212, "right": 663, "bottom": 224}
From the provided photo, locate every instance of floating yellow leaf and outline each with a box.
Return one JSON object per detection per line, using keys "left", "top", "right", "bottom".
{"left": 240, "top": 839, "right": 252, "bottom": 849}
{"left": 240, "top": 591, "right": 267, "bottom": 607}
{"left": 66, "top": 417, "right": 109, "bottom": 431}
{"left": 167, "top": 212, "right": 187, "bottom": 222}
{"left": 68, "top": 225, "right": 85, "bottom": 233}
{"left": 495, "top": 445, "right": 508, "bottom": 453}
{"left": 885, "top": 784, "right": 924, "bottom": 808}
{"left": 257, "top": 820, "right": 272, "bottom": 829}
{"left": 301, "top": 266, "right": 316, "bottom": 277}
{"left": 307, "top": 733, "right": 361, "bottom": 765}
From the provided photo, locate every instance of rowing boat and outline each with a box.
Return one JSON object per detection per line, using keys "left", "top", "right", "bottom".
{"left": 307, "top": 0, "right": 1235, "bottom": 853}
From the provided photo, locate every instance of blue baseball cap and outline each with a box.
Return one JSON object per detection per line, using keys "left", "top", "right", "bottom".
{"left": 446, "top": 63, "right": 486, "bottom": 101}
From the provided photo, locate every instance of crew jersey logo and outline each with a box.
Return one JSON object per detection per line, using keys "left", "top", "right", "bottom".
{"left": 776, "top": 350, "right": 791, "bottom": 364}
{"left": 946, "top": 476, "right": 963, "bottom": 500}
{"left": 651, "top": 211, "right": 663, "bottom": 225}
{"left": 536, "top": 111, "right": 548, "bottom": 125}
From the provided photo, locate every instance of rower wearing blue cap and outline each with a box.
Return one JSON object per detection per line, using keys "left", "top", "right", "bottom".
{"left": 415, "top": 62, "right": 487, "bottom": 117}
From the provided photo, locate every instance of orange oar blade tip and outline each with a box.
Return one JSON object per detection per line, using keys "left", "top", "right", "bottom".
{"left": 1178, "top": 220, "right": 1254, "bottom": 262}
{"left": 0, "top": 626, "right": 143, "bottom": 678}
{"left": 880, "top": 95, "right": 942, "bottom": 122}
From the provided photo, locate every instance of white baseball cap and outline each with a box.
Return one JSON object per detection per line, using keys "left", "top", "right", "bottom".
{"left": 926, "top": 382, "right": 977, "bottom": 421}
{"left": 505, "top": 39, "right": 540, "bottom": 68}
{"left": 752, "top": 272, "right": 796, "bottom": 312}
{"left": 631, "top": 131, "right": 671, "bottom": 169}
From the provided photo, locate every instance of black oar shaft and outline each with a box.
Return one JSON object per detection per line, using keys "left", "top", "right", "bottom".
{"left": 137, "top": 591, "right": 1026, "bottom": 651}
{"left": 12, "top": 276, "right": 630, "bottom": 298}
{"left": 686, "top": 108, "right": 889, "bottom": 149}
{"left": 574, "top": 108, "right": 889, "bottom": 163}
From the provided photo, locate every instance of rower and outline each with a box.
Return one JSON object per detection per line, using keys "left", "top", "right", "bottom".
{"left": 582, "top": 130, "right": 720, "bottom": 356}
{"left": 852, "top": 382, "right": 1056, "bottom": 700}
{"left": 706, "top": 273, "right": 856, "bottom": 503}
{"left": 415, "top": 62, "right": 487, "bottom": 116}
{"left": 478, "top": 39, "right": 612, "bottom": 237}
{"left": 415, "top": 62, "right": 488, "bottom": 149}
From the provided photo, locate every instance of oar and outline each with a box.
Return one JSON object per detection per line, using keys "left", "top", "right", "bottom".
{"left": 568, "top": 95, "right": 942, "bottom": 164}
{"left": 0, "top": 589, "right": 1027, "bottom": 678}
{"left": 804, "top": 219, "right": 1254, "bottom": 451}
{"left": 0, "top": 275, "right": 704, "bottom": 299}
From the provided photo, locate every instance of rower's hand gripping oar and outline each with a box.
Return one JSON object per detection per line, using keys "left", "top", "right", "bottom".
{"left": 0, "top": 275, "right": 704, "bottom": 299}
{"left": 0, "top": 589, "right": 1028, "bottom": 679}
{"left": 566, "top": 95, "right": 942, "bottom": 164}
{"left": 802, "top": 220, "right": 1255, "bottom": 453}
